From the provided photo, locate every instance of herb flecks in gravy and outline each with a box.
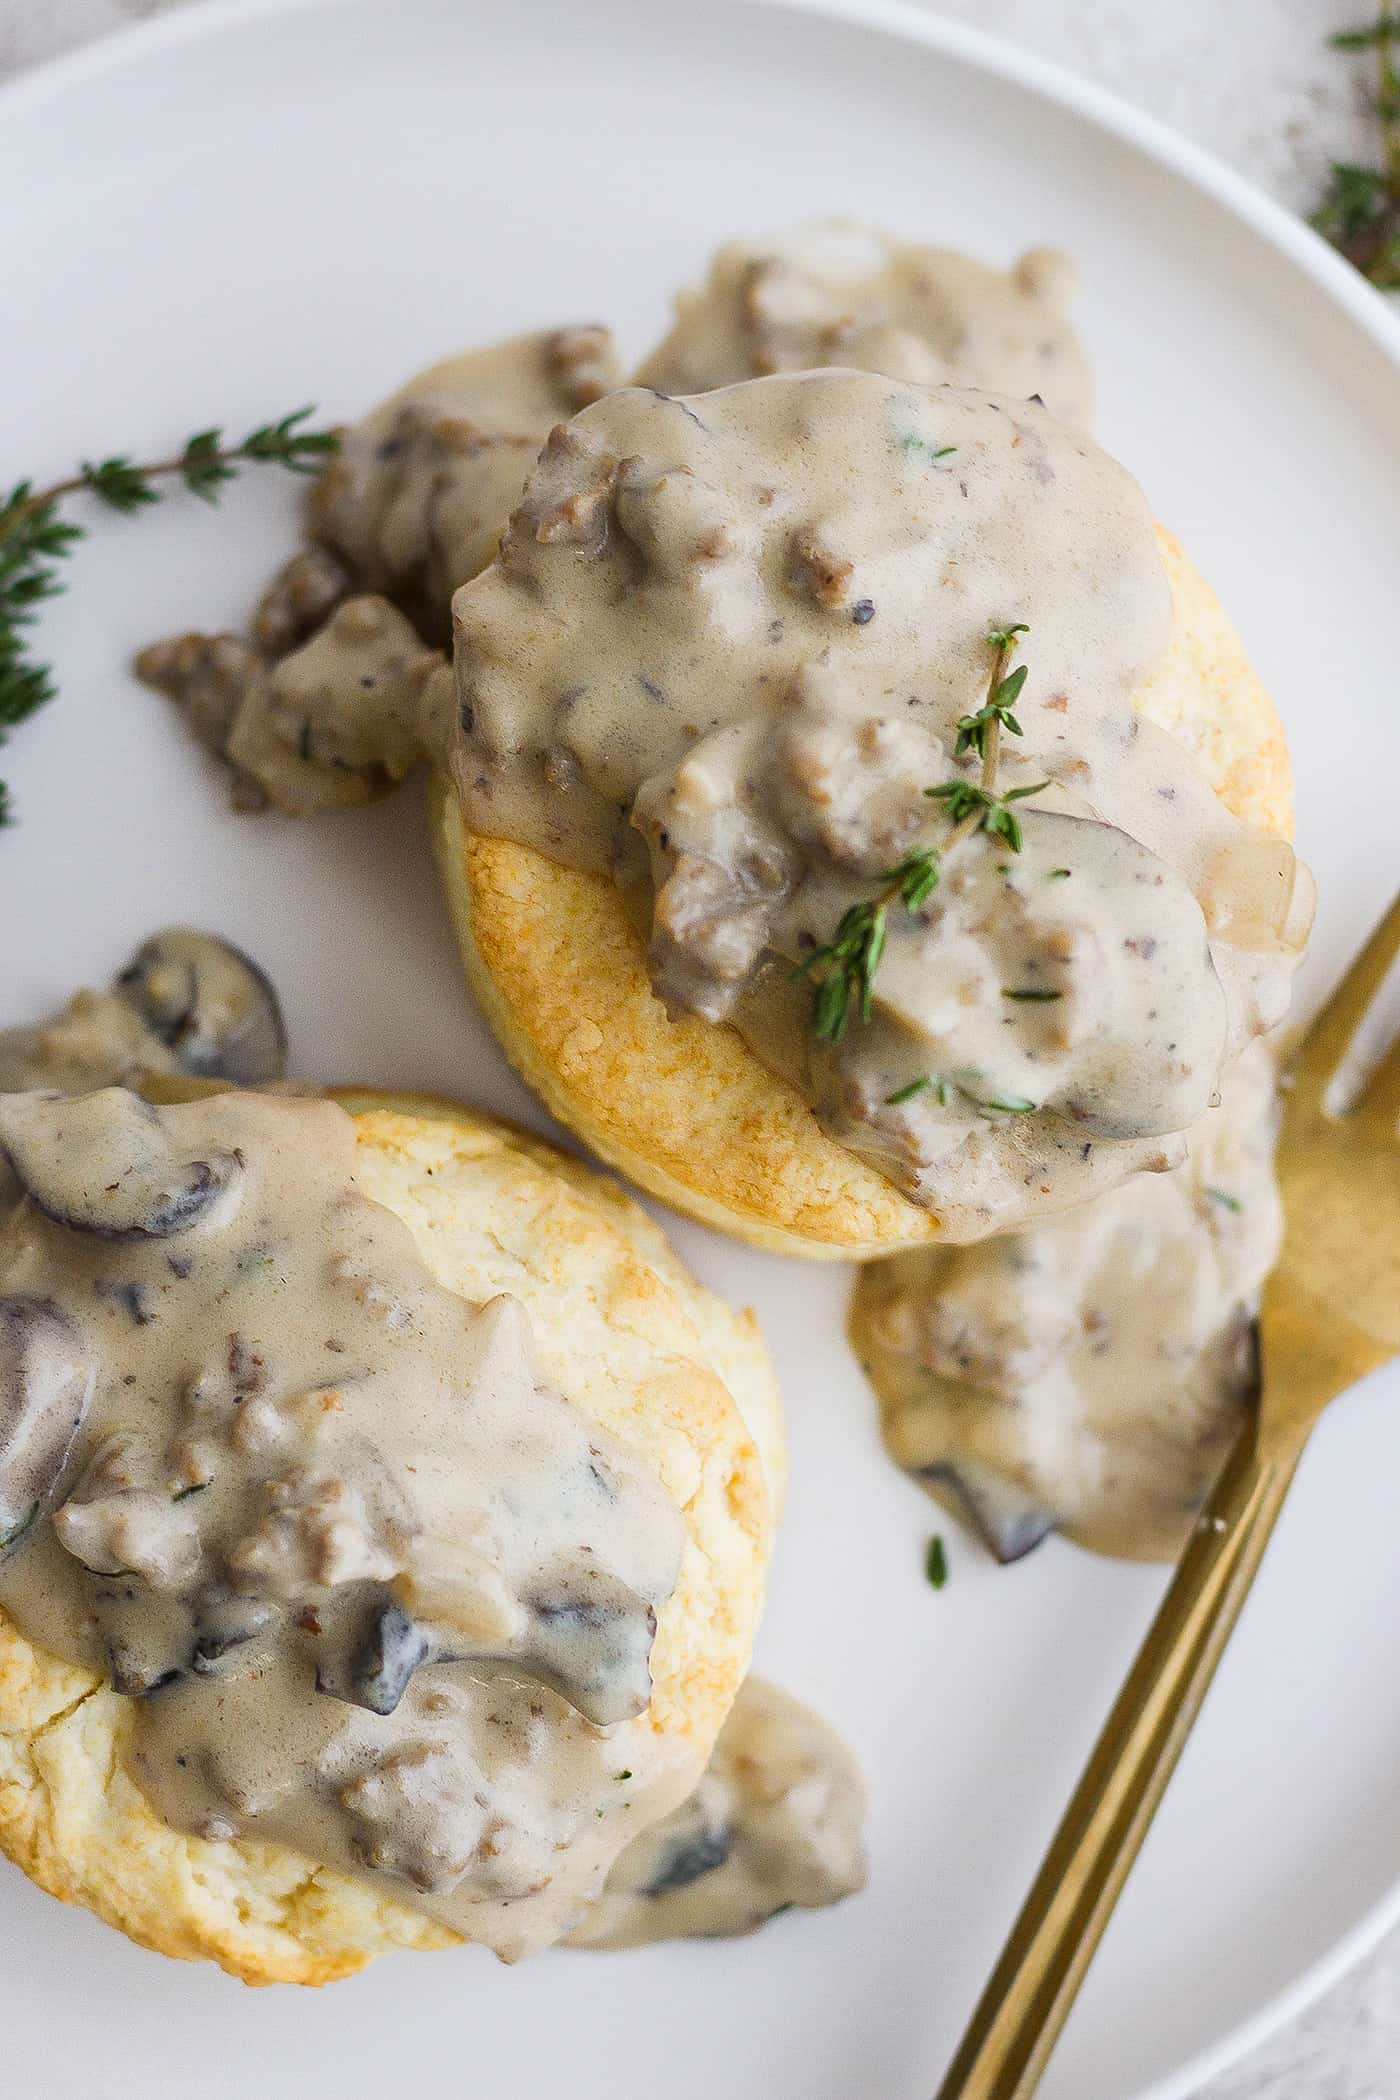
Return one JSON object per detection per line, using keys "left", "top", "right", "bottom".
{"left": 851, "top": 1038, "right": 1281, "bottom": 1561}
{"left": 0, "top": 1086, "right": 685, "bottom": 1960}
{"left": 571, "top": 1675, "right": 867, "bottom": 1949}
{"left": 453, "top": 371, "right": 1309, "bottom": 1236}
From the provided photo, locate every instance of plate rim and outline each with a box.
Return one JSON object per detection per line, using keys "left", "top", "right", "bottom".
{"left": 3, "top": 2, "right": 1399, "bottom": 2094}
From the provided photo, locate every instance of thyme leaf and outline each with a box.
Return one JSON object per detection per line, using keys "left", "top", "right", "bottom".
{"left": 801, "top": 624, "right": 1047, "bottom": 1048}
{"left": 886, "top": 1074, "right": 953, "bottom": 1107}
{"left": 955, "top": 661, "right": 1028, "bottom": 759}
{"left": 1312, "top": 12, "right": 1400, "bottom": 286}
{"left": 793, "top": 846, "right": 944, "bottom": 1041}
{"left": 0, "top": 407, "right": 339, "bottom": 824}
{"left": 1332, "top": 20, "right": 1399, "bottom": 47}
{"left": 899, "top": 432, "right": 958, "bottom": 466}
{"left": 925, "top": 777, "right": 1049, "bottom": 854}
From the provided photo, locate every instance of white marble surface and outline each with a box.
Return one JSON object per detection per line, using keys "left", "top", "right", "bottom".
{"left": 1, "top": 2, "right": 1396, "bottom": 2095}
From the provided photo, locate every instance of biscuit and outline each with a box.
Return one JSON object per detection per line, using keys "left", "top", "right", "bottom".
{"left": 437, "top": 529, "right": 1294, "bottom": 1260}
{"left": 0, "top": 1098, "right": 780, "bottom": 1982}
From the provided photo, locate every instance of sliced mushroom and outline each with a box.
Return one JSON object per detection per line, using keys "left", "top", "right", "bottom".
{"left": 523, "top": 1570, "right": 660, "bottom": 1726}
{"left": 918, "top": 1458, "right": 1058, "bottom": 1565}
{"left": 114, "top": 929, "right": 287, "bottom": 1087}
{"left": 0, "top": 1296, "right": 93, "bottom": 1543}
{"left": 320, "top": 1594, "right": 434, "bottom": 1717}
{"left": 642, "top": 1818, "right": 734, "bottom": 1896}
{"left": 320, "top": 1569, "right": 661, "bottom": 1727}
{"left": 190, "top": 1585, "right": 277, "bottom": 1675}
{"left": 0, "top": 1088, "right": 243, "bottom": 1240}
{"left": 90, "top": 1578, "right": 192, "bottom": 1697}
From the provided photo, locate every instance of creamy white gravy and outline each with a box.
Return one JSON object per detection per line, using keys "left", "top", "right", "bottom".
{"left": 636, "top": 222, "right": 1092, "bottom": 426}
{"left": 452, "top": 369, "right": 1308, "bottom": 1236}
{"left": 571, "top": 1674, "right": 866, "bottom": 1948}
{"left": 0, "top": 1086, "right": 689, "bottom": 1960}
{"left": 135, "top": 326, "right": 621, "bottom": 815}
{"left": 849, "top": 1038, "right": 1281, "bottom": 1560}
{"left": 307, "top": 327, "right": 623, "bottom": 645}
{"left": 0, "top": 926, "right": 286, "bottom": 1127}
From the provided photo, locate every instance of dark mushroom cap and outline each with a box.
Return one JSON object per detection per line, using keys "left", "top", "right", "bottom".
{"left": 918, "top": 1458, "right": 1058, "bottom": 1565}
{"left": 0, "top": 1088, "right": 243, "bottom": 1241}
{"left": 115, "top": 929, "right": 287, "bottom": 1087}
{"left": 0, "top": 1295, "right": 94, "bottom": 1542}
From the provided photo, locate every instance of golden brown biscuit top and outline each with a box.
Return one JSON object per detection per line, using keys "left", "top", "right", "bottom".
{"left": 0, "top": 1084, "right": 691, "bottom": 1960}
{"left": 452, "top": 369, "right": 1310, "bottom": 1237}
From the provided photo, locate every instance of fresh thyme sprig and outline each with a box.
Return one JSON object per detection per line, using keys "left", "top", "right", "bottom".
{"left": 884, "top": 1072, "right": 1035, "bottom": 1114}
{"left": 0, "top": 407, "right": 339, "bottom": 825}
{"left": 887, "top": 1074, "right": 949, "bottom": 1106}
{"left": 955, "top": 663, "right": 1027, "bottom": 761}
{"left": 1312, "top": 13, "right": 1400, "bottom": 287}
{"left": 924, "top": 777, "right": 1049, "bottom": 854}
{"left": 794, "top": 845, "right": 944, "bottom": 1042}
{"left": 797, "top": 623, "right": 1047, "bottom": 1042}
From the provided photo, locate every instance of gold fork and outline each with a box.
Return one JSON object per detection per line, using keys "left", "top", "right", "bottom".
{"left": 934, "top": 891, "right": 1400, "bottom": 2100}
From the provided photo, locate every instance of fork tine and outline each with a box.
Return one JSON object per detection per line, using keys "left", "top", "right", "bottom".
{"left": 1291, "top": 889, "right": 1400, "bottom": 1088}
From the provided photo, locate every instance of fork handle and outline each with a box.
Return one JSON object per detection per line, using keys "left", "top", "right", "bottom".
{"left": 933, "top": 1421, "right": 1305, "bottom": 2100}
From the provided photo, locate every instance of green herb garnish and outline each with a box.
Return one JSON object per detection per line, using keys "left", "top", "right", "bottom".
{"left": 925, "top": 777, "right": 1049, "bottom": 854}
{"left": 793, "top": 847, "right": 942, "bottom": 1043}
{"left": 1002, "top": 986, "right": 1062, "bottom": 1002}
{"left": 1312, "top": 13, "right": 1400, "bottom": 286}
{"left": 899, "top": 432, "right": 958, "bottom": 466}
{"left": 800, "top": 625, "right": 1047, "bottom": 1046}
{"left": 886, "top": 1076, "right": 932, "bottom": 1104}
{"left": 1205, "top": 1186, "right": 1244, "bottom": 1214}
{"left": 172, "top": 1482, "right": 210, "bottom": 1503}
{"left": 925, "top": 1535, "right": 949, "bottom": 1589}
{"left": 955, "top": 661, "right": 1027, "bottom": 761}
{"left": 0, "top": 407, "right": 339, "bottom": 825}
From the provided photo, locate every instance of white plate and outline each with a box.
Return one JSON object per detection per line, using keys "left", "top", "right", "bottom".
{"left": 2, "top": 2, "right": 1399, "bottom": 2094}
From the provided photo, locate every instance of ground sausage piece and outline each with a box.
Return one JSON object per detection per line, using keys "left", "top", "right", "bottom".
{"left": 569, "top": 1675, "right": 867, "bottom": 1949}
{"left": 850, "top": 1038, "right": 1282, "bottom": 1560}
{"left": 134, "top": 325, "right": 625, "bottom": 813}
{"left": 636, "top": 220, "right": 1092, "bottom": 426}
{"left": 0, "top": 1087, "right": 686, "bottom": 1961}
{"left": 453, "top": 369, "right": 1309, "bottom": 1236}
